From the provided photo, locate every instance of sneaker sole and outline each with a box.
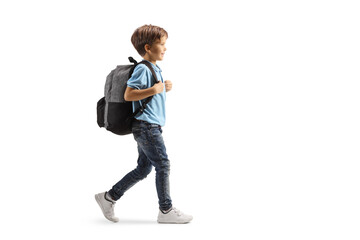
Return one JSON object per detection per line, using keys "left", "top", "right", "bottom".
{"left": 95, "top": 194, "right": 119, "bottom": 223}
{"left": 157, "top": 217, "right": 193, "bottom": 224}
{"left": 157, "top": 221, "right": 192, "bottom": 224}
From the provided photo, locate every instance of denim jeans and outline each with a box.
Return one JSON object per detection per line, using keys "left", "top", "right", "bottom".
{"left": 108, "top": 120, "right": 172, "bottom": 211}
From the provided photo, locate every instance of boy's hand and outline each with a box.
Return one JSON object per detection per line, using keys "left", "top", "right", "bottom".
{"left": 165, "top": 80, "right": 172, "bottom": 92}
{"left": 153, "top": 81, "right": 165, "bottom": 94}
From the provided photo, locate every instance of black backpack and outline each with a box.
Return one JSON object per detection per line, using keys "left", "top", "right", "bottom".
{"left": 96, "top": 57, "right": 159, "bottom": 135}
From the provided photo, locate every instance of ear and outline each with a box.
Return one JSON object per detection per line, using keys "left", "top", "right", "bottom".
{"left": 144, "top": 43, "right": 151, "bottom": 53}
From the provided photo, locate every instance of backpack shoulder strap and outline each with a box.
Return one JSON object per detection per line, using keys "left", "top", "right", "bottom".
{"left": 127, "top": 57, "right": 161, "bottom": 118}
{"left": 137, "top": 60, "right": 160, "bottom": 84}
{"left": 127, "top": 58, "right": 160, "bottom": 84}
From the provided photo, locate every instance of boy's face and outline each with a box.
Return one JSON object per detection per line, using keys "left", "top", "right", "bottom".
{"left": 146, "top": 36, "right": 167, "bottom": 61}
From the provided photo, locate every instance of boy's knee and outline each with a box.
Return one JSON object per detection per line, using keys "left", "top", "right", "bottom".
{"left": 135, "top": 165, "right": 152, "bottom": 179}
{"left": 155, "top": 160, "right": 170, "bottom": 173}
{"left": 143, "top": 166, "right": 153, "bottom": 176}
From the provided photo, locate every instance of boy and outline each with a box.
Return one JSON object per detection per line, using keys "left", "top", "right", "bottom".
{"left": 95, "top": 25, "right": 193, "bottom": 224}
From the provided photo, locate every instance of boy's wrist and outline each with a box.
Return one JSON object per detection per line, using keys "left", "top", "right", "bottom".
{"left": 151, "top": 86, "right": 157, "bottom": 95}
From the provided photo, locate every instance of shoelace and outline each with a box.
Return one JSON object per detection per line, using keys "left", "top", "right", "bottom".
{"left": 105, "top": 202, "right": 115, "bottom": 214}
{"left": 172, "top": 208, "right": 183, "bottom": 216}
{"left": 111, "top": 202, "right": 116, "bottom": 210}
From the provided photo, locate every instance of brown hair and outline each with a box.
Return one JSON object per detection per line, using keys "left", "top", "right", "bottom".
{"left": 131, "top": 24, "right": 168, "bottom": 56}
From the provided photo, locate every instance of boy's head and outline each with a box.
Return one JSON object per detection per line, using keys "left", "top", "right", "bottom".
{"left": 131, "top": 25, "right": 168, "bottom": 60}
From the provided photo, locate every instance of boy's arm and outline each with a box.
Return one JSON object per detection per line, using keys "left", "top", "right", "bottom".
{"left": 124, "top": 82, "right": 164, "bottom": 101}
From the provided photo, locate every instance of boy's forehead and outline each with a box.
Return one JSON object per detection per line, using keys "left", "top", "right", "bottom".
{"left": 157, "top": 36, "right": 167, "bottom": 43}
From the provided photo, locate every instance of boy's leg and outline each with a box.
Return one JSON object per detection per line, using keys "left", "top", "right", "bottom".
{"left": 95, "top": 126, "right": 152, "bottom": 222}
{"left": 133, "top": 122, "right": 192, "bottom": 223}
{"left": 132, "top": 121, "right": 172, "bottom": 211}
{"left": 108, "top": 146, "right": 153, "bottom": 200}
{"left": 94, "top": 192, "right": 119, "bottom": 222}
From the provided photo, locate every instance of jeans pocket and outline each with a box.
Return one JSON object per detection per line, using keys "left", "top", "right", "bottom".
{"left": 132, "top": 126, "right": 141, "bottom": 134}
{"left": 150, "top": 126, "right": 162, "bottom": 138}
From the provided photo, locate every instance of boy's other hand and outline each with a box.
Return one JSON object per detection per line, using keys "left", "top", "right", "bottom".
{"left": 165, "top": 80, "right": 172, "bottom": 92}
{"left": 153, "top": 81, "right": 165, "bottom": 94}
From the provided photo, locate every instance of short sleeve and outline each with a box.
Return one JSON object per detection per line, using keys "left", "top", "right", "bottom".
{"left": 127, "top": 64, "right": 148, "bottom": 90}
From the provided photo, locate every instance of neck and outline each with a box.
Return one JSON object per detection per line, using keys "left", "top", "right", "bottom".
{"left": 143, "top": 55, "right": 156, "bottom": 65}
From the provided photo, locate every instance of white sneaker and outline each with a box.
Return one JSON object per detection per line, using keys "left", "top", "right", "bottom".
{"left": 157, "top": 207, "right": 193, "bottom": 224}
{"left": 95, "top": 192, "right": 119, "bottom": 223}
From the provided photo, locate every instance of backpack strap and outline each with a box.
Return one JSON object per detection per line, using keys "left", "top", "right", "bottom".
{"left": 138, "top": 60, "right": 160, "bottom": 83}
{"left": 127, "top": 57, "right": 161, "bottom": 118}
{"left": 128, "top": 56, "right": 137, "bottom": 64}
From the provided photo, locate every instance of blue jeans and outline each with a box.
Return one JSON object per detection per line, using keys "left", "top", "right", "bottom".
{"left": 108, "top": 120, "right": 172, "bottom": 211}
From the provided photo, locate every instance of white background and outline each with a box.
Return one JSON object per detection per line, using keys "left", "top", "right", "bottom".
{"left": 0, "top": 0, "right": 359, "bottom": 239}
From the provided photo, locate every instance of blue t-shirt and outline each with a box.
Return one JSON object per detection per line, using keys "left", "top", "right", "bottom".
{"left": 127, "top": 60, "right": 166, "bottom": 126}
